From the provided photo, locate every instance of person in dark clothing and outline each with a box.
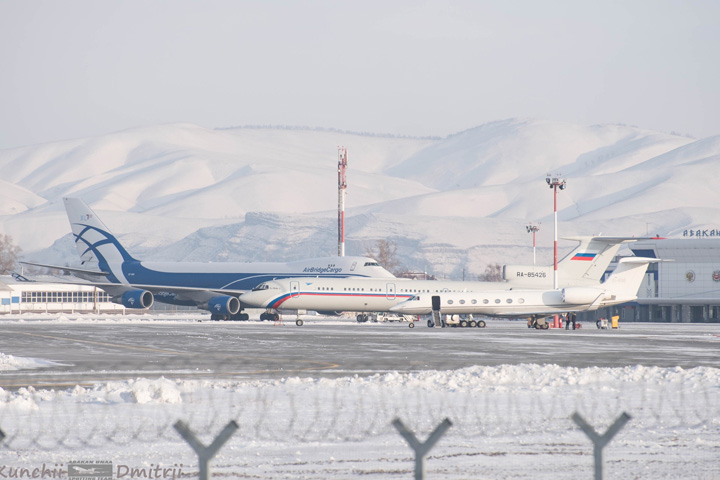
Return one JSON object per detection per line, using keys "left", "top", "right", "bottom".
{"left": 565, "top": 312, "right": 570, "bottom": 330}
{"left": 570, "top": 312, "right": 577, "bottom": 330}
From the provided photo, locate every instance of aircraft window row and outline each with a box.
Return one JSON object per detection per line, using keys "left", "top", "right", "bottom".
{"left": 364, "top": 262, "right": 380, "bottom": 267}
{"left": 21, "top": 291, "right": 112, "bottom": 303}
{"left": 400, "top": 288, "right": 468, "bottom": 293}
{"left": 444, "top": 297, "right": 526, "bottom": 306}
{"left": 327, "top": 287, "right": 404, "bottom": 293}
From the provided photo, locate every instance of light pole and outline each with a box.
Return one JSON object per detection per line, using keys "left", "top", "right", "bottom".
{"left": 526, "top": 223, "right": 540, "bottom": 265}
{"left": 545, "top": 175, "right": 566, "bottom": 290}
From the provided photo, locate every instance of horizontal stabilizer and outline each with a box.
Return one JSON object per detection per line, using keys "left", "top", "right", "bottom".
{"left": 615, "top": 257, "right": 666, "bottom": 264}
{"left": 562, "top": 236, "right": 663, "bottom": 243}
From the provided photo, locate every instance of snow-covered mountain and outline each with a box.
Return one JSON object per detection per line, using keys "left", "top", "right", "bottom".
{"left": 1, "top": 119, "right": 717, "bottom": 279}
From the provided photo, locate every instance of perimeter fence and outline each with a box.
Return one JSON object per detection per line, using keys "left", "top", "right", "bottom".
{"left": 1, "top": 357, "right": 719, "bottom": 479}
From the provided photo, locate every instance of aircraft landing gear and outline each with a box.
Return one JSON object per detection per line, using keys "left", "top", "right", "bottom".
{"left": 527, "top": 317, "right": 549, "bottom": 329}
{"left": 260, "top": 310, "right": 280, "bottom": 322}
{"left": 296, "top": 319, "right": 304, "bottom": 326}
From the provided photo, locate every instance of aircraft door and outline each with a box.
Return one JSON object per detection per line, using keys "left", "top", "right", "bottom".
{"left": 431, "top": 295, "right": 442, "bottom": 328}
{"left": 431, "top": 295, "right": 441, "bottom": 311}
{"left": 290, "top": 281, "right": 300, "bottom": 298}
{"left": 386, "top": 283, "right": 396, "bottom": 300}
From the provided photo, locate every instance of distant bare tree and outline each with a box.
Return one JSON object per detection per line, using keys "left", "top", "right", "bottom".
{"left": 365, "top": 239, "right": 402, "bottom": 275}
{"left": 0, "top": 234, "right": 22, "bottom": 274}
{"left": 478, "top": 263, "right": 503, "bottom": 282}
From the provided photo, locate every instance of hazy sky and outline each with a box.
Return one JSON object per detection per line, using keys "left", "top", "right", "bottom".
{"left": 1, "top": 0, "right": 718, "bottom": 150}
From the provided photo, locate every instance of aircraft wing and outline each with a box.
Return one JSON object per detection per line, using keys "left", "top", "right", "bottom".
{"left": 17, "top": 273, "right": 247, "bottom": 297}
{"left": 115, "top": 282, "right": 247, "bottom": 297}
{"left": 19, "top": 261, "right": 110, "bottom": 279}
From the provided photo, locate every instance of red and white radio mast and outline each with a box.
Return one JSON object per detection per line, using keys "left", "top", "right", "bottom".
{"left": 338, "top": 147, "right": 348, "bottom": 257}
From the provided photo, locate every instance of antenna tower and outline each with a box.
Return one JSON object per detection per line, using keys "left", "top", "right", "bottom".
{"left": 338, "top": 147, "right": 348, "bottom": 256}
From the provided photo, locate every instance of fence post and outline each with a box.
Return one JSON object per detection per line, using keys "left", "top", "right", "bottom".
{"left": 393, "top": 418, "right": 452, "bottom": 480}
{"left": 572, "top": 412, "right": 631, "bottom": 480}
{"left": 174, "top": 420, "right": 239, "bottom": 480}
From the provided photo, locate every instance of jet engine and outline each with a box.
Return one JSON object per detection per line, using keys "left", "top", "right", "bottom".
{"left": 120, "top": 290, "right": 154, "bottom": 309}
{"left": 561, "top": 287, "right": 605, "bottom": 305}
{"left": 207, "top": 295, "right": 241, "bottom": 315}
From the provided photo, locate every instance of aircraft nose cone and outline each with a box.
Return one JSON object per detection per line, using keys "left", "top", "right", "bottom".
{"left": 388, "top": 303, "right": 405, "bottom": 313}
{"left": 239, "top": 291, "right": 263, "bottom": 307}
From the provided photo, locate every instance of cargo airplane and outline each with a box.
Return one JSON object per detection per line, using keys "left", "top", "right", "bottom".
{"left": 238, "top": 239, "right": 654, "bottom": 326}
{"left": 21, "top": 198, "right": 395, "bottom": 320}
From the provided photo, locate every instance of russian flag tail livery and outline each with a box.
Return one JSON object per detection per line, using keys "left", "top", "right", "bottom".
{"left": 63, "top": 198, "right": 138, "bottom": 282}
{"left": 557, "top": 236, "right": 629, "bottom": 283}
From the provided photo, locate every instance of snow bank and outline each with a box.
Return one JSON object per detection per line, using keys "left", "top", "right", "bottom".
{"left": 0, "top": 352, "right": 62, "bottom": 371}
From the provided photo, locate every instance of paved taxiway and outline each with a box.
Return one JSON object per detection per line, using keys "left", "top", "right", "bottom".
{"left": 1, "top": 317, "right": 718, "bottom": 389}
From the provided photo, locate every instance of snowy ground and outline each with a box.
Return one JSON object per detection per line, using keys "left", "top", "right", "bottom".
{"left": 1, "top": 315, "right": 719, "bottom": 479}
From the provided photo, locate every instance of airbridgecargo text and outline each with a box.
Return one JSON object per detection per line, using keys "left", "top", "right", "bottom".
{"left": 303, "top": 265, "right": 343, "bottom": 274}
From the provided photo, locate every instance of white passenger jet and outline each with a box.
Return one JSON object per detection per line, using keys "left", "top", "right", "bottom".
{"left": 388, "top": 257, "right": 658, "bottom": 327}
{"left": 238, "top": 240, "right": 653, "bottom": 325}
{"left": 21, "top": 198, "right": 394, "bottom": 320}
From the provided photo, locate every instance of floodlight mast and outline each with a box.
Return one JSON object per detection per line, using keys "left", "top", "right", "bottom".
{"left": 545, "top": 175, "right": 566, "bottom": 289}
{"left": 526, "top": 223, "right": 540, "bottom": 265}
{"left": 338, "top": 147, "right": 348, "bottom": 257}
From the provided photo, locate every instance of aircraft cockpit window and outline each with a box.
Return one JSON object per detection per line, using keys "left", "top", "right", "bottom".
{"left": 364, "top": 262, "right": 380, "bottom": 267}
{"left": 252, "top": 283, "right": 270, "bottom": 292}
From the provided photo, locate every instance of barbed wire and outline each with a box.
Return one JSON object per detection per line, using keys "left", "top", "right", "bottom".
{"left": 1, "top": 362, "right": 718, "bottom": 451}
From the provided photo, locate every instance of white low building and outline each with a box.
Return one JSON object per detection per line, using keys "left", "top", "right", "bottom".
{"left": 0, "top": 276, "right": 127, "bottom": 314}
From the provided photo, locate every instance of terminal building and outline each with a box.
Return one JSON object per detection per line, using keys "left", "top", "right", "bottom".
{"left": 580, "top": 238, "right": 720, "bottom": 323}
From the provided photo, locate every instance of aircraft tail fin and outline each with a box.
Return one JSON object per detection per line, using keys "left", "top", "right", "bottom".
{"left": 601, "top": 257, "right": 659, "bottom": 302}
{"left": 63, "top": 198, "right": 138, "bottom": 275}
{"left": 557, "top": 236, "right": 649, "bottom": 283}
